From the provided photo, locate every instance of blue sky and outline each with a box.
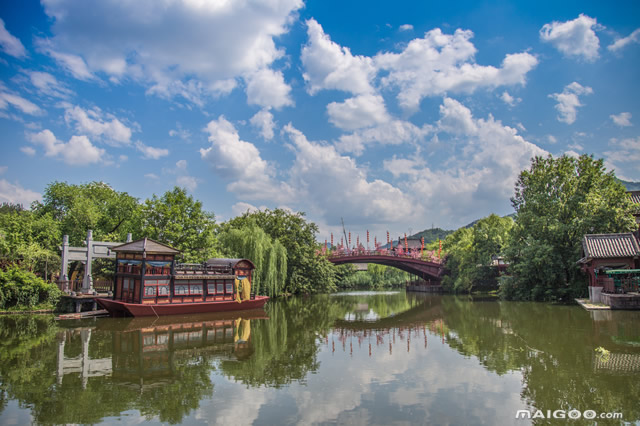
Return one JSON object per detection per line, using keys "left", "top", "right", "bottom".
{"left": 1, "top": 0, "right": 639, "bottom": 243}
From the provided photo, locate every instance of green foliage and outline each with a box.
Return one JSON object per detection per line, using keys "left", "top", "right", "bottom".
{"left": 34, "top": 181, "right": 139, "bottom": 245}
{"left": 441, "top": 214, "right": 513, "bottom": 293}
{"left": 218, "top": 222, "right": 287, "bottom": 297}
{"left": 0, "top": 266, "right": 62, "bottom": 309}
{"left": 139, "top": 187, "right": 218, "bottom": 262}
{"left": 222, "top": 208, "right": 335, "bottom": 294}
{"left": 504, "top": 154, "right": 636, "bottom": 301}
{"left": 336, "top": 263, "right": 410, "bottom": 289}
{"left": 0, "top": 209, "right": 60, "bottom": 278}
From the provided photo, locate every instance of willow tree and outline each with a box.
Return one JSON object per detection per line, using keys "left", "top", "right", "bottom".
{"left": 218, "top": 223, "right": 287, "bottom": 297}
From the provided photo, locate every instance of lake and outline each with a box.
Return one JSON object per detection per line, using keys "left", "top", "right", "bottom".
{"left": 1, "top": 291, "right": 639, "bottom": 425}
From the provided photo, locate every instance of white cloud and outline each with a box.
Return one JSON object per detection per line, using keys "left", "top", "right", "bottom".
{"left": 384, "top": 98, "right": 547, "bottom": 227}
{"left": 250, "top": 109, "right": 276, "bottom": 140}
{"left": 399, "top": 24, "right": 414, "bottom": 32}
{"left": 0, "top": 179, "right": 41, "bottom": 206}
{"left": 27, "top": 129, "right": 104, "bottom": 165}
{"left": 0, "top": 18, "right": 27, "bottom": 58}
{"left": 610, "top": 112, "right": 632, "bottom": 127}
{"left": 540, "top": 14, "right": 601, "bottom": 62}
{"left": 64, "top": 105, "right": 132, "bottom": 146}
{"left": 335, "top": 119, "right": 431, "bottom": 155}
{"left": 549, "top": 82, "right": 593, "bottom": 124}
{"left": 20, "top": 146, "right": 36, "bottom": 156}
{"left": 169, "top": 123, "right": 192, "bottom": 141}
{"left": 231, "top": 202, "right": 262, "bottom": 216}
{"left": 605, "top": 137, "right": 640, "bottom": 180}
{"left": 40, "top": 44, "right": 95, "bottom": 81}
{"left": 376, "top": 28, "right": 538, "bottom": 110}
{"left": 327, "top": 94, "right": 390, "bottom": 131}
{"left": 301, "top": 19, "right": 377, "bottom": 95}
{"left": 27, "top": 71, "right": 73, "bottom": 98}
{"left": 144, "top": 173, "right": 159, "bottom": 179}
{"left": 245, "top": 68, "right": 293, "bottom": 109}
{"left": 500, "top": 91, "right": 521, "bottom": 107}
{"left": 201, "top": 116, "right": 293, "bottom": 201}
{"left": 40, "top": 0, "right": 303, "bottom": 104}
{"left": 0, "top": 85, "right": 42, "bottom": 116}
{"left": 608, "top": 28, "right": 640, "bottom": 52}
{"left": 177, "top": 175, "right": 198, "bottom": 192}
{"left": 284, "top": 124, "right": 418, "bottom": 226}
{"left": 135, "top": 141, "right": 169, "bottom": 160}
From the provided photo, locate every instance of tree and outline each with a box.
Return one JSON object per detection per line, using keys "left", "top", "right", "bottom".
{"left": 222, "top": 208, "right": 336, "bottom": 294}
{"left": 218, "top": 222, "right": 287, "bottom": 297}
{"left": 503, "top": 155, "right": 636, "bottom": 301}
{"left": 34, "top": 181, "right": 140, "bottom": 245}
{"left": 139, "top": 187, "right": 218, "bottom": 262}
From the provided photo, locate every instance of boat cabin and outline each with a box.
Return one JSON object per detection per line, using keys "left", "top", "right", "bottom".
{"left": 111, "top": 238, "right": 255, "bottom": 305}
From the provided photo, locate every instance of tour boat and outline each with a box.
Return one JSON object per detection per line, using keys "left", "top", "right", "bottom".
{"left": 96, "top": 238, "right": 268, "bottom": 317}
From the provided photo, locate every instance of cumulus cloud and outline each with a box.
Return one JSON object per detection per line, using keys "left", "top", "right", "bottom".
{"left": 64, "top": 105, "right": 133, "bottom": 146}
{"left": 384, "top": 98, "right": 547, "bottom": 226}
{"left": 327, "top": 94, "right": 390, "bottom": 131}
{"left": 201, "top": 116, "right": 293, "bottom": 201}
{"left": 540, "top": 14, "right": 601, "bottom": 62}
{"left": 500, "top": 91, "right": 521, "bottom": 107}
{"left": 135, "top": 141, "right": 169, "bottom": 160}
{"left": 39, "top": 0, "right": 302, "bottom": 104}
{"left": 610, "top": 112, "right": 632, "bottom": 127}
{"left": 335, "top": 119, "right": 431, "bottom": 155}
{"left": 376, "top": 28, "right": 538, "bottom": 110}
{"left": 284, "top": 124, "right": 418, "bottom": 226}
{"left": 301, "top": 19, "right": 377, "bottom": 95}
{"left": 608, "top": 28, "right": 640, "bottom": 52}
{"left": 250, "top": 109, "right": 276, "bottom": 140}
{"left": 245, "top": 68, "right": 293, "bottom": 109}
{"left": 399, "top": 24, "right": 414, "bottom": 32}
{"left": 27, "top": 129, "right": 104, "bottom": 165}
{"left": 0, "top": 18, "right": 27, "bottom": 58}
{"left": 549, "top": 82, "right": 593, "bottom": 124}
{"left": 0, "top": 179, "right": 41, "bottom": 206}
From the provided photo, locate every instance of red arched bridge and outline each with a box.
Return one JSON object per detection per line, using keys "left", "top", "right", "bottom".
{"left": 327, "top": 251, "right": 444, "bottom": 282}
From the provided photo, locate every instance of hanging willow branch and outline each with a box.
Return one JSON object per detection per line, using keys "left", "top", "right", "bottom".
{"left": 219, "top": 223, "right": 287, "bottom": 297}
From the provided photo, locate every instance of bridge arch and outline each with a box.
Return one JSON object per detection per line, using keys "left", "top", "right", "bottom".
{"left": 328, "top": 253, "right": 444, "bottom": 282}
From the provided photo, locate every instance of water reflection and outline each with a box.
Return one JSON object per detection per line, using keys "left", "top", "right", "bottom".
{"left": 0, "top": 293, "right": 639, "bottom": 424}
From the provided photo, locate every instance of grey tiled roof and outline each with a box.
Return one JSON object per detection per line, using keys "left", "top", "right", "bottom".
{"left": 629, "top": 191, "right": 640, "bottom": 205}
{"left": 111, "top": 237, "right": 180, "bottom": 254}
{"left": 582, "top": 233, "right": 640, "bottom": 259}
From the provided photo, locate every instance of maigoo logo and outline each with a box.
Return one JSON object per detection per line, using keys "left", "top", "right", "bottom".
{"left": 515, "top": 409, "right": 622, "bottom": 420}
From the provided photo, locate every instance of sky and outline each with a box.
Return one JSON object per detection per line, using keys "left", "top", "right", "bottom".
{"left": 0, "top": 0, "right": 639, "bottom": 243}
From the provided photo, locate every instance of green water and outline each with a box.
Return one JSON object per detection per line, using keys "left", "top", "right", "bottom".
{"left": 0, "top": 292, "right": 639, "bottom": 425}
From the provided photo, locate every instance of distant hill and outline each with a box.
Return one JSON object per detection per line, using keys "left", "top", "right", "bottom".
{"left": 619, "top": 179, "right": 640, "bottom": 191}
{"left": 409, "top": 227, "right": 453, "bottom": 244}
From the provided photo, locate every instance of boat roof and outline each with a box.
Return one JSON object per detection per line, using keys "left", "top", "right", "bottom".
{"left": 205, "top": 258, "right": 256, "bottom": 269}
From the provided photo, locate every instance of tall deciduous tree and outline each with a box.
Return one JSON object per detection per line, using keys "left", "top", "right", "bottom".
{"left": 34, "top": 181, "right": 139, "bottom": 245}
{"left": 139, "top": 187, "right": 218, "bottom": 262}
{"left": 222, "top": 208, "right": 336, "bottom": 294}
{"left": 504, "top": 155, "right": 636, "bottom": 301}
{"left": 218, "top": 222, "right": 287, "bottom": 297}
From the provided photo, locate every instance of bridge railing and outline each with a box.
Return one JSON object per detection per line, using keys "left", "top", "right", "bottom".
{"left": 326, "top": 249, "right": 444, "bottom": 264}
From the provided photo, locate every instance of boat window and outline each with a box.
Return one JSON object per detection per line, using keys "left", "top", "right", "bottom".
{"left": 158, "top": 285, "right": 169, "bottom": 295}
{"left": 144, "top": 286, "right": 156, "bottom": 296}
{"left": 207, "top": 283, "right": 216, "bottom": 294}
{"left": 175, "top": 285, "right": 188, "bottom": 295}
{"left": 225, "top": 281, "right": 233, "bottom": 293}
{"left": 217, "top": 283, "right": 224, "bottom": 293}
{"left": 190, "top": 284, "right": 203, "bottom": 294}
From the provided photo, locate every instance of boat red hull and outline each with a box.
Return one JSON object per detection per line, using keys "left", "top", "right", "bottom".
{"left": 96, "top": 296, "right": 269, "bottom": 317}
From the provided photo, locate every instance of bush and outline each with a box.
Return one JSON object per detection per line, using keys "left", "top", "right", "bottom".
{"left": 0, "top": 266, "right": 62, "bottom": 309}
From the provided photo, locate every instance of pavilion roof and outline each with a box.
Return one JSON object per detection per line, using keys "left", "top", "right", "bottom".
{"left": 111, "top": 237, "right": 180, "bottom": 254}
{"left": 582, "top": 233, "right": 640, "bottom": 260}
{"left": 205, "top": 258, "right": 255, "bottom": 270}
